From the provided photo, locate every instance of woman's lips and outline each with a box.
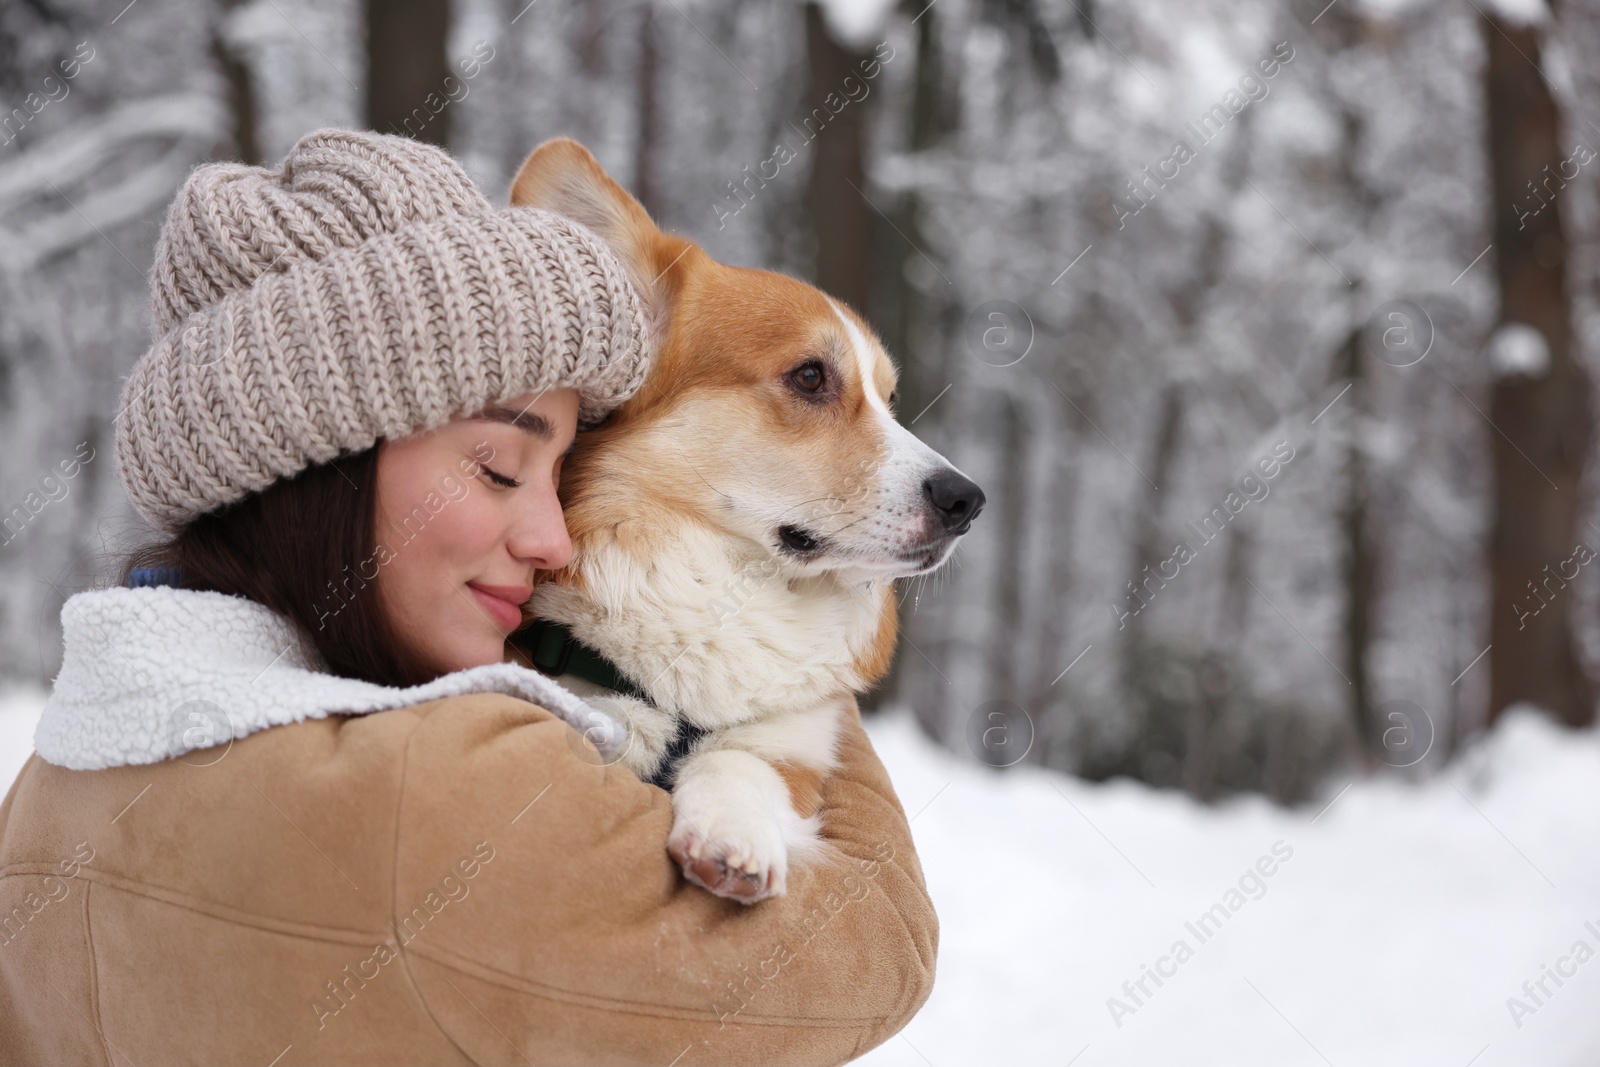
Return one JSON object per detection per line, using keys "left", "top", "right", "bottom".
{"left": 467, "top": 582, "right": 528, "bottom": 631}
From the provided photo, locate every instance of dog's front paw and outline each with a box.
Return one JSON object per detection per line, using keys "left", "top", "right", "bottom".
{"left": 667, "top": 800, "right": 789, "bottom": 905}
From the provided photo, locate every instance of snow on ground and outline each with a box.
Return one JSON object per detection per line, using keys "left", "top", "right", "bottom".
{"left": 857, "top": 708, "right": 1600, "bottom": 1067}
{"left": 2, "top": 688, "right": 1597, "bottom": 1064}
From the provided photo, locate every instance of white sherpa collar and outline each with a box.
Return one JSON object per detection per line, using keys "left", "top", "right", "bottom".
{"left": 34, "top": 586, "right": 625, "bottom": 770}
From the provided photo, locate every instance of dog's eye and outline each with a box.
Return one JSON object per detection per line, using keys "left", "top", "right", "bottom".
{"left": 888, "top": 390, "right": 898, "bottom": 407}
{"left": 790, "top": 361, "right": 826, "bottom": 393}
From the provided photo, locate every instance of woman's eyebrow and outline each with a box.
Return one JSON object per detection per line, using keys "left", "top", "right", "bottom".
{"left": 472, "top": 404, "right": 557, "bottom": 441}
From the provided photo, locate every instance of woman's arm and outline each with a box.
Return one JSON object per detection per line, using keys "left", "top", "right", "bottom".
{"left": 395, "top": 692, "right": 937, "bottom": 1067}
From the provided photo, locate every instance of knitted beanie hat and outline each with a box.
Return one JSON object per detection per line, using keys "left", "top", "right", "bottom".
{"left": 116, "top": 128, "right": 651, "bottom": 533}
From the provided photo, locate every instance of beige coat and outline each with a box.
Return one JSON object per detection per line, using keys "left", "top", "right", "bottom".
{"left": 0, "top": 588, "right": 937, "bottom": 1066}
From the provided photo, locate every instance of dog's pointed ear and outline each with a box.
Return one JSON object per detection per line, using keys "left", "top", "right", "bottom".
{"left": 509, "top": 138, "right": 683, "bottom": 314}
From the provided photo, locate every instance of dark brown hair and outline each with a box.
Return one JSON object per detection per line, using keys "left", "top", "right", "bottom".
{"left": 119, "top": 444, "right": 436, "bottom": 688}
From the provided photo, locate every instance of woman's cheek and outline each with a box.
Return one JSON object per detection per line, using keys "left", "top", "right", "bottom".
{"left": 442, "top": 489, "right": 502, "bottom": 562}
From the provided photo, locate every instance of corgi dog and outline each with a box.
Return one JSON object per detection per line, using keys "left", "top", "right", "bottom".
{"left": 508, "top": 139, "right": 984, "bottom": 904}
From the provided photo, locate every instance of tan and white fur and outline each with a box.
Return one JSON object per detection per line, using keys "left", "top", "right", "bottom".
{"left": 511, "top": 140, "right": 984, "bottom": 904}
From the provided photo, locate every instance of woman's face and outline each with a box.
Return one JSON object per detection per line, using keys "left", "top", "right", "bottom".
{"left": 374, "top": 388, "right": 579, "bottom": 678}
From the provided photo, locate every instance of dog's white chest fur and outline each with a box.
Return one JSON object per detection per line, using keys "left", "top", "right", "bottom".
{"left": 531, "top": 523, "right": 886, "bottom": 731}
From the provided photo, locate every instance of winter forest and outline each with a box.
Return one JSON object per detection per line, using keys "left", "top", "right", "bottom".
{"left": 6, "top": 0, "right": 1598, "bottom": 795}
{"left": 3, "top": 0, "right": 1600, "bottom": 1061}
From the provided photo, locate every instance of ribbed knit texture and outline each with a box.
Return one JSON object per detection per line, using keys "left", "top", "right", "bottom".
{"left": 117, "top": 128, "right": 651, "bottom": 533}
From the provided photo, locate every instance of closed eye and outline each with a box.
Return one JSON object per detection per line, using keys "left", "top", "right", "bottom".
{"left": 483, "top": 467, "right": 522, "bottom": 489}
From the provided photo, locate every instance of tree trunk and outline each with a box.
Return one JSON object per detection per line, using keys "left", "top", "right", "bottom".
{"left": 1481, "top": 13, "right": 1595, "bottom": 727}
{"left": 210, "top": 0, "right": 260, "bottom": 165}
{"left": 365, "top": 0, "right": 453, "bottom": 148}
{"left": 1029, "top": 403, "right": 1080, "bottom": 767}
{"left": 631, "top": 2, "right": 662, "bottom": 219}
{"left": 989, "top": 390, "right": 1029, "bottom": 694}
{"left": 1120, "top": 384, "right": 1184, "bottom": 673}
{"left": 1334, "top": 326, "right": 1378, "bottom": 750}
{"left": 801, "top": 2, "right": 874, "bottom": 315}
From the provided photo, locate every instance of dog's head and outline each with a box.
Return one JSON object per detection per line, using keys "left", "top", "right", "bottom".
{"left": 511, "top": 139, "right": 983, "bottom": 580}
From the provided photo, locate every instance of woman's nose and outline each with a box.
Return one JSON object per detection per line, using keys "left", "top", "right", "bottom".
{"left": 508, "top": 485, "right": 573, "bottom": 571}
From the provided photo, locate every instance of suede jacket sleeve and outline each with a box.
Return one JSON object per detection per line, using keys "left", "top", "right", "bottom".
{"left": 390, "top": 692, "right": 939, "bottom": 1066}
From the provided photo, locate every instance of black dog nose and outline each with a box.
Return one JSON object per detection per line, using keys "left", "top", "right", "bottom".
{"left": 924, "top": 470, "right": 986, "bottom": 533}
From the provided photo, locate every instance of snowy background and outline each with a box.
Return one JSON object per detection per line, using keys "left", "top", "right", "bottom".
{"left": 4, "top": 0, "right": 1600, "bottom": 1060}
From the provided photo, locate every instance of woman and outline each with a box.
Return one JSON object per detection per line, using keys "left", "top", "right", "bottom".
{"left": 0, "top": 130, "right": 936, "bottom": 1066}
